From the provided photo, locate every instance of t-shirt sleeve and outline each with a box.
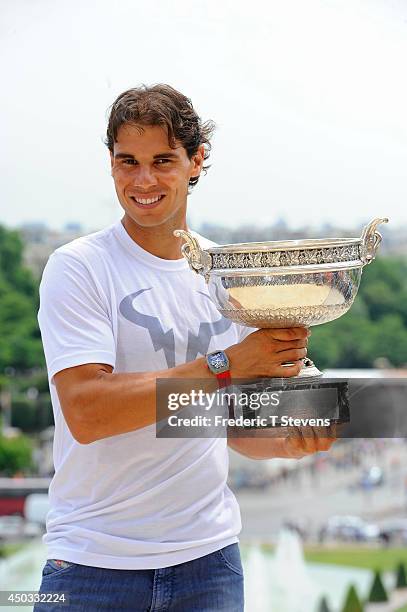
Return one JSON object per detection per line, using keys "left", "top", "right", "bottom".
{"left": 38, "top": 250, "right": 116, "bottom": 384}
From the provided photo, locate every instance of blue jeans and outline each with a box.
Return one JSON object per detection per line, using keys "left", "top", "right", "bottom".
{"left": 34, "top": 543, "right": 244, "bottom": 611}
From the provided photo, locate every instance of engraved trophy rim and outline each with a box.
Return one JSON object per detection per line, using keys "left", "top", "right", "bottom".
{"left": 174, "top": 217, "right": 388, "bottom": 276}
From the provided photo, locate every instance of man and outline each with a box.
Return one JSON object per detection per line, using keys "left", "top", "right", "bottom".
{"left": 35, "top": 84, "right": 334, "bottom": 611}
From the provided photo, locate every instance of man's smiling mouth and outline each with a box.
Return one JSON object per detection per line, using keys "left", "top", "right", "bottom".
{"left": 129, "top": 195, "right": 166, "bottom": 207}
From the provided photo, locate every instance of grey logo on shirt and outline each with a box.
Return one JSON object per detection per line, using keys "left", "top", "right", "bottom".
{"left": 119, "top": 289, "right": 232, "bottom": 368}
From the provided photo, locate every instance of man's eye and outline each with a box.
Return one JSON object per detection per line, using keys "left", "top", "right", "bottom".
{"left": 155, "top": 159, "right": 170, "bottom": 165}
{"left": 122, "top": 159, "right": 137, "bottom": 165}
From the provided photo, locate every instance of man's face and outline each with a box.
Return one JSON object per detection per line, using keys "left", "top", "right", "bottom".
{"left": 110, "top": 123, "right": 204, "bottom": 229}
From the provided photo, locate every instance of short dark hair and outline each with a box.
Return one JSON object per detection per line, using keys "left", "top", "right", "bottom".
{"left": 105, "top": 84, "right": 215, "bottom": 190}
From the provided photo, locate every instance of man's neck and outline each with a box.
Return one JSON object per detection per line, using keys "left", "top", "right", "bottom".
{"left": 121, "top": 215, "right": 188, "bottom": 260}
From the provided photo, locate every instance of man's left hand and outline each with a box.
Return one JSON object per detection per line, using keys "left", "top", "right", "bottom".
{"left": 284, "top": 424, "right": 337, "bottom": 459}
{"left": 227, "top": 424, "right": 338, "bottom": 459}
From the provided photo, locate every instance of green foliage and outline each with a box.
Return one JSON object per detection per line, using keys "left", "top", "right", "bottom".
{"left": 0, "top": 226, "right": 37, "bottom": 298}
{"left": 11, "top": 393, "right": 53, "bottom": 432}
{"left": 16, "top": 371, "right": 50, "bottom": 394}
{"left": 341, "top": 584, "right": 363, "bottom": 612}
{"left": 396, "top": 562, "right": 407, "bottom": 589}
{"left": 368, "top": 569, "right": 389, "bottom": 602}
{"left": 10, "top": 397, "right": 38, "bottom": 432}
{"left": 0, "top": 433, "right": 33, "bottom": 476}
{"left": 0, "top": 225, "right": 44, "bottom": 373}
{"left": 0, "top": 374, "right": 9, "bottom": 391}
{"left": 309, "top": 256, "right": 407, "bottom": 369}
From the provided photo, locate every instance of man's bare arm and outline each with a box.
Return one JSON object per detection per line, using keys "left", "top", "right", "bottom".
{"left": 54, "top": 357, "right": 216, "bottom": 444}
{"left": 54, "top": 327, "right": 308, "bottom": 444}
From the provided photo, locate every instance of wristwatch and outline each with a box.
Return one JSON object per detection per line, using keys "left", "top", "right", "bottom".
{"left": 206, "top": 350, "right": 231, "bottom": 389}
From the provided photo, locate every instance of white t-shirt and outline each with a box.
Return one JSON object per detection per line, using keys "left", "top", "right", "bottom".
{"left": 38, "top": 220, "right": 251, "bottom": 570}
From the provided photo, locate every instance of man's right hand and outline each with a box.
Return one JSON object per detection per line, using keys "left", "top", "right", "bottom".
{"left": 226, "top": 327, "right": 309, "bottom": 379}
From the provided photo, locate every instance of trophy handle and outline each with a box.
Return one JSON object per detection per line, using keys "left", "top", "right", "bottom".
{"left": 360, "top": 217, "right": 389, "bottom": 265}
{"left": 173, "top": 229, "right": 212, "bottom": 275}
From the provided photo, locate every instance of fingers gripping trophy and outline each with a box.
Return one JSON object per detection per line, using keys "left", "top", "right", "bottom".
{"left": 174, "top": 218, "right": 388, "bottom": 428}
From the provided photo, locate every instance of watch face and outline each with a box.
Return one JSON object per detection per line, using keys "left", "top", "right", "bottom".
{"left": 207, "top": 351, "right": 229, "bottom": 372}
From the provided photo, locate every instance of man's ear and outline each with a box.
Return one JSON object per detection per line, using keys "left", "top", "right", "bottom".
{"left": 110, "top": 152, "right": 114, "bottom": 173}
{"left": 190, "top": 144, "right": 205, "bottom": 178}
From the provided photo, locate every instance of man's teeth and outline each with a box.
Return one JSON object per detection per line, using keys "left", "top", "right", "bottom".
{"left": 133, "top": 196, "right": 163, "bottom": 204}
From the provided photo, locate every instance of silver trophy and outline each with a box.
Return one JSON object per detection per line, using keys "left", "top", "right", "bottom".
{"left": 174, "top": 218, "right": 388, "bottom": 428}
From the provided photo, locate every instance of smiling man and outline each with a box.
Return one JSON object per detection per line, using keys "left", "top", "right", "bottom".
{"left": 35, "top": 84, "right": 334, "bottom": 611}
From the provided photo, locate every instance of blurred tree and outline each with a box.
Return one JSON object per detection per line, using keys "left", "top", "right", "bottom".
{"left": 359, "top": 256, "right": 407, "bottom": 325}
{"left": 368, "top": 569, "right": 389, "bottom": 602}
{"left": 16, "top": 371, "right": 50, "bottom": 394}
{"left": 309, "top": 256, "right": 407, "bottom": 369}
{"left": 341, "top": 584, "right": 364, "bottom": 612}
{"left": 368, "top": 314, "right": 407, "bottom": 366}
{"left": 0, "top": 433, "right": 33, "bottom": 476}
{"left": 0, "top": 227, "right": 37, "bottom": 297}
{"left": 396, "top": 562, "right": 407, "bottom": 589}
{"left": 11, "top": 393, "right": 53, "bottom": 432}
{"left": 0, "top": 225, "right": 44, "bottom": 373}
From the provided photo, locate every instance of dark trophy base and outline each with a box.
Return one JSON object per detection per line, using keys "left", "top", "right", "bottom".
{"left": 229, "top": 368, "right": 350, "bottom": 431}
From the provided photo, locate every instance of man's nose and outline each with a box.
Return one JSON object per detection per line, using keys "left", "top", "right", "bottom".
{"left": 131, "top": 165, "right": 158, "bottom": 189}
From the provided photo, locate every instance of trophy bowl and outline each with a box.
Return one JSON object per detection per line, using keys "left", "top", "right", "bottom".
{"left": 174, "top": 218, "right": 388, "bottom": 330}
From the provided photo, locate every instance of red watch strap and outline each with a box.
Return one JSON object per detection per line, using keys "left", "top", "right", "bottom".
{"left": 216, "top": 371, "right": 231, "bottom": 389}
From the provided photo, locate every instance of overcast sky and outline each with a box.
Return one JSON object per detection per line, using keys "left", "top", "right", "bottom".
{"left": 1, "top": 0, "right": 406, "bottom": 233}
